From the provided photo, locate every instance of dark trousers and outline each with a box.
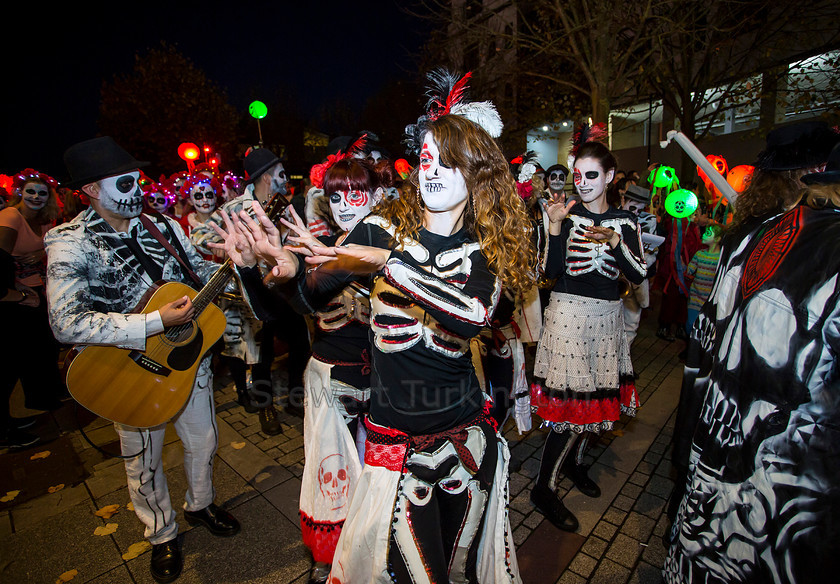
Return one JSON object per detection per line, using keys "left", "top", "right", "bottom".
{"left": 0, "top": 287, "right": 65, "bottom": 431}
{"left": 250, "top": 301, "right": 310, "bottom": 408}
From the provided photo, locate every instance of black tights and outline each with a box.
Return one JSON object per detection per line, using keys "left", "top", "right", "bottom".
{"left": 536, "top": 431, "right": 594, "bottom": 491}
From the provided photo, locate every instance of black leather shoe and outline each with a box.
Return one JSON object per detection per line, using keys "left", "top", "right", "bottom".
{"left": 564, "top": 462, "right": 602, "bottom": 498}
{"left": 259, "top": 404, "right": 282, "bottom": 435}
{"left": 530, "top": 484, "right": 579, "bottom": 532}
{"left": 184, "top": 504, "right": 240, "bottom": 537}
{"left": 309, "top": 561, "right": 331, "bottom": 583}
{"left": 150, "top": 539, "right": 182, "bottom": 583}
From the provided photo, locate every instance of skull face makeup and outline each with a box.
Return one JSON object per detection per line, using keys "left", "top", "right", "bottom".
{"left": 329, "top": 189, "right": 373, "bottom": 232}
{"left": 419, "top": 132, "right": 468, "bottom": 213}
{"left": 188, "top": 181, "right": 217, "bottom": 215}
{"left": 146, "top": 191, "right": 170, "bottom": 213}
{"left": 21, "top": 181, "right": 49, "bottom": 211}
{"left": 573, "top": 157, "right": 613, "bottom": 204}
{"left": 269, "top": 164, "right": 288, "bottom": 196}
{"left": 548, "top": 170, "right": 566, "bottom": 192}
{"left": 98, "top": 171, "right": 143, "bottom": 218}
{"left": 622, "top": 199, "right": 646, "bottom": 217}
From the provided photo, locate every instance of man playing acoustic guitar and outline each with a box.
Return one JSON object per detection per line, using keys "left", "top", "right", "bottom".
{"left": 45, "top": 137, "right": 240, "bottom": 584}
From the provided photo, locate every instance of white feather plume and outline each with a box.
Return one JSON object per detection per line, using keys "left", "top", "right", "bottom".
{"left": 450, "top": 101, "right": 503, "bottom": 138}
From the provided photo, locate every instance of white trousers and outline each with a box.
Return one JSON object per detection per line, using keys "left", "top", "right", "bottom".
{"left": 623, "top": 280, "right": 649, "bottom": 346}
{"left": 115, "top": 358, "right": 218, "bottom": 545}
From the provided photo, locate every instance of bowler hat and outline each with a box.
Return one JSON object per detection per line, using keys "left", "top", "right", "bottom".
{"left": 755, "top": 121, "right": 840, "bottom": 171}
{"left": 63, "top": 136, "right": 148, "bottom": 189}
{"left": 625, "top": 184, "right": 651, "bottom": 204}
{"left": 802, "top": 142, "right": 840, "bottom": 185}
{"left": 243, "top": 147, "right": 280, "bottom": 184}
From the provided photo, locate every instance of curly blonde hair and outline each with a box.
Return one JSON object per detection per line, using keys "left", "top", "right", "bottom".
{"left": 377, "top": 115, "right": 536, "bottom": 297}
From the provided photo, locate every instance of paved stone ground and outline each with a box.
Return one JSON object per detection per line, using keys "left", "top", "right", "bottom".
{"left": 0, "top": 295, "right": 684, "bottom": 584}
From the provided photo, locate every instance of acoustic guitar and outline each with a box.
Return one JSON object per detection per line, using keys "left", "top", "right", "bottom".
{"left": 65, "top": 194, "right": 289, "bottom": 428}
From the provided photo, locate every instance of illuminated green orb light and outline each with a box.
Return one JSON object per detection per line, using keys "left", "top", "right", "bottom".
{"left": 249, "top": 100, "right": 267, "bottom": 119}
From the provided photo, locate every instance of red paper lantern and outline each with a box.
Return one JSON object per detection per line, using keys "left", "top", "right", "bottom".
{"left": 697, "top": 154, "right": 728, "bottom": 186}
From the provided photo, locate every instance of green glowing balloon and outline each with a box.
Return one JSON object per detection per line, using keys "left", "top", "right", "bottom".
{"left": 649, "top": 165, "right": 678, "bottom": 189}
{"left": 249, "top": 101, "right": 267, "bottom": 119}
{"left": 665, "top": 189, "right": 699, "bottom": 218}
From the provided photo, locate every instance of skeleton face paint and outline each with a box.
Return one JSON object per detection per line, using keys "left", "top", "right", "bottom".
{"left": 21, "top": 181, "right": 49, "bottom": 211}
{"left": 269, "top": 164, "right": 288, "bottom": 196}
{"left": 188, "top": 182, "right": 217, "bottom": 214}
{"left": 419, "top": 132, "right": 468, "bottom": 213}
{"left": 548, "top": 170, "right": 566, "bottom": 192}
{"left": 146, "top": 192, "right": 170, "bottom": 212}
{"left": 98, "top": 171, "right": 143, "bottom": 218}
{"left": 622, "top": 199, "right": 645, "bottom": 217}
{"left": 329, "top": 189, "right": 372, "bottom": 232}
{"left": 574, "top": 157, "right": 612, "bottom": 204}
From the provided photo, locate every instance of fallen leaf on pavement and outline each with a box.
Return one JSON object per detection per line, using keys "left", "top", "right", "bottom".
{"left": 56, "top": 569, "right": 78, "bottom": 583}
{"left": 0, "top": 490, "right": 20, "bottom": 503}
{"left": 48, "top": 484, "right": 65, "bottom": 494}
{"left": 122, "top": 540, "right": 151, "bottom": 560}
{"left": 231, "top": 441, "right": 246, "bottom": 450}
{"left": 255, "top": 472, "right": 271, "bottom": 483}
{"left": 95, "top": 504, "right": 120, "bottom": 519}
{"left": 126, "top": 502, "right": 134, "bottom": 511}
{"left": 611, "top": 429, "right": 625, "bottom": 437}
{"left": 30, "top": 450, "right": 51, "bottom": 460}
{"left": 93, "top": 523, "right": 118, "bottom": 536}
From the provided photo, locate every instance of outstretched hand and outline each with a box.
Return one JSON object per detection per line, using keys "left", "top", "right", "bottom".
{"left": 545, "top": 197, "right": 576, "bottom": 235}
{"left": 207, "top": 210, "right": 257, "bottom": 267}
{"left": 279, "top": 205, "right": 322, "bottom": 257}
{"left": 303, "top": 244, "right": 391, "bottom": 275}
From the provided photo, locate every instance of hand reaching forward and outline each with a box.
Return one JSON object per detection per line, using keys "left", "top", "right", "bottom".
{"left": 207, "top": 209, "right": 257, "bottom": 267}
{"left": 303, "top": 244, "right": 391, "bottom": 275}
{"left": 545, "top": 198, "right": 576, "bottom": 235}
{"left": 279, "top": 205, "right": 322, "bottom": 257}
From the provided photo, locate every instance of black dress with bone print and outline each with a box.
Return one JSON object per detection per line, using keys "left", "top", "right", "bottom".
{"left": 264, "top": 214, "right": 502, "bottom": 435}
{"left": 546, "top": 206, "right": 647, "bottom": 294}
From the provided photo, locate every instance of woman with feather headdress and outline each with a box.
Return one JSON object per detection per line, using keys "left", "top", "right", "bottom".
{"left": 212, "top": 69, "right": 531, "bottom": 583}
{"left": 530, "top": 123, "right": 647, "bottom": 532}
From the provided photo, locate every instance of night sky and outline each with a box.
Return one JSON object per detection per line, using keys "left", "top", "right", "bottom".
{"left": 1, "top": 0, "right": 431, "bottom": 178}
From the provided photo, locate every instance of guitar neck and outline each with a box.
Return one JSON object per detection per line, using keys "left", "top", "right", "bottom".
{"left": 190, "top": 194, "right": 289, "bottom": 315}
{"left": 192, "top": 259, "right": 235, "bottom": 315}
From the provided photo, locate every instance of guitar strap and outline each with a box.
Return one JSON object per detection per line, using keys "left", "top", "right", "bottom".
{"left": 139, "top": 214, "right": 204, "bottom": 289}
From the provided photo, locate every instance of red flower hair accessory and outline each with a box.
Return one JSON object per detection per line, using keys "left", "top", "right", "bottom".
{"left": 12, "top": 168, "right": 58, "bottom": 193}
{"left": 309, "top": 134, "right": 367, "bottom": 189}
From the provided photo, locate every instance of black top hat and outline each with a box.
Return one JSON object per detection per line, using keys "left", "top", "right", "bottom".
{"left": 63, "top": 136, "right": 148, "bottom": 189}
{"left": 755, "top": 121, "right": 840, "bottom": 171}
{"left": 802, "top": 142, "right": 840, "bottom": 185}
{"left": 625, "top": 184, "right": 651, "bottom": 204}
{"left": 243, "top": 147, "right": 280, "bottom": 184}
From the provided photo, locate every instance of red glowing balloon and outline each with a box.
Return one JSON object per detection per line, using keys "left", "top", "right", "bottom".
{"left": 697, "top": 154, "right": 728, "bottom": 187}
{"left": 178, "top": 142, "right": 201, "bottom": 162}
{"left": 726, "top": 165, "right": 754, "bottom": 193}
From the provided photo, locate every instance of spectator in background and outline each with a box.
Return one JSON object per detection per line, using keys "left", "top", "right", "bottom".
{"left": 684, "top": 224, "right": 721, "bottom": 334}
{"left": 0, "top": 169, "right": 66, "bottom": 448}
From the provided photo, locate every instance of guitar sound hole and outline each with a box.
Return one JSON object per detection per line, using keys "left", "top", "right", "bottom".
{"left": 165, "top": 322, "right": 195, "bottom": 344}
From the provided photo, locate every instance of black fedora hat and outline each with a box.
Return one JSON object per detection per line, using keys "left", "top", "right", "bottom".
{"left": 243, "top": 147, "right": 280, "bottom": 184}
{"left": 802, "top": 142, "right": 840, "bottom": 185}
{"left": 63, "top": 136, "right": 148, "bottom": 189}
{"left": 625, "top": 184, "right": 651, "bottom": 204}
{"left": 755, "top": 121, "right": 840, "bottom": 171}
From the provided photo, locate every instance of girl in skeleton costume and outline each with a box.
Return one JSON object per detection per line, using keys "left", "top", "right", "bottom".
{"left": 214, "top": 70, "right": 532, "bottom": 583}
{"left": 267, "top": 145, "right": 393, "bottom": 584}
{"left": 178, "top": 173, "right": 221, "bottom": 245}
{"left": 141, "top": 179, "right": 176, "bottom": 217}
{"left": 0, "top": 169, "right": 65, "bottom": 447}
{"left": 531, "top": 124, "right": 646, "bottom": 532}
